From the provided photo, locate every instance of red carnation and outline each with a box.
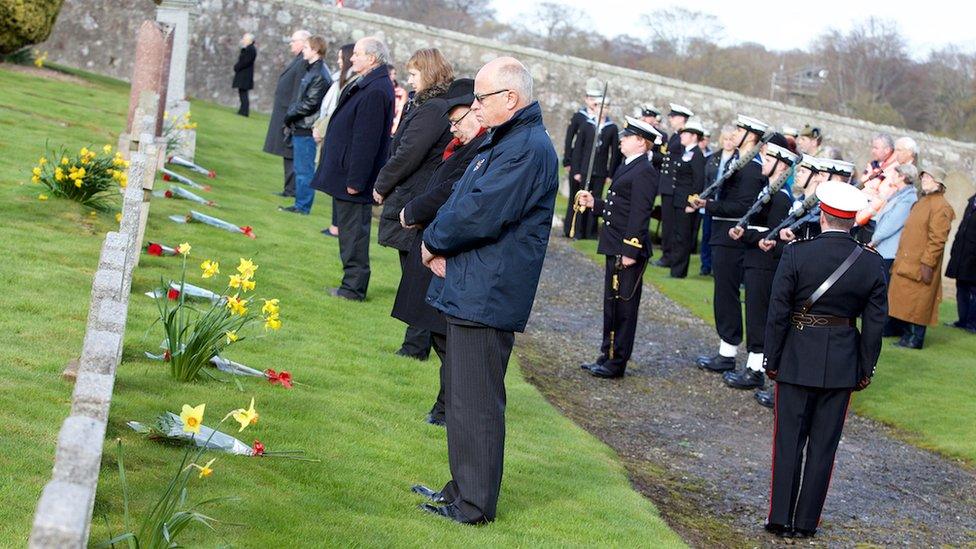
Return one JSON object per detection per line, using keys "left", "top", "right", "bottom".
{"left": 162, "top": 173, "right": 172, "bottom": 181}
{"left": 147, "top": 243, "right": 163, "bottom": 256}
{"left": 164, "top": 190, "right": 174, "bottom": 198}
{"left": 277, "top": 370, "right": 293, "bottom": 389}
{"left": 241, "top": 226, "right": 255, "bottom": 239}
{"left": 252, "top": 440, "right": 265, "bottom": 456}
{"left": 167, "top": 288, "right": 180, "bottom": 300}
{"left": 208, "top": 170, "right": 216, "bottom": 179}
{"left": 163, "top": 349, "right": 171, "bottom": 362}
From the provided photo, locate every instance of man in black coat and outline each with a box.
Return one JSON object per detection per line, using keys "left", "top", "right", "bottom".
{"left": 263, "top": 30, "right": 309, "bottom": 198}
{"left": 763, "top": 181, "right": 886, "bottom": 540}
{"left": 655, "top": 103, "right": 694, "bottom": 267}
{"left": 564, "top": 84, "right": 620, "bottom": 240}
{"left": 668, "top": 117, "right": 706, "bottom": 278}
{"left": 393, "top": 79, "right": 485, "bottom": 425}
{"left": 689, "top": 115, "right": 769, "bottom": 373}
{"left": 576, "top": 117, "right": 661, "bottom": 378}
{"left": 232, "top": 33, "right": 256, "bottom": 117}
{"left": 946, "top": 191, "right": 976, "bottom": 332}
{"left": 312, "top": 37, "right": 394, "bottom": 301}
{"left": 562, "top": 79, "right": 605, "bottom": 237}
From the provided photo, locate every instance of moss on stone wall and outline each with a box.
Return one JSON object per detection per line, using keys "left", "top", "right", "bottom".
{"left": 0, "top": 0, "right": 65, "bottom": 55}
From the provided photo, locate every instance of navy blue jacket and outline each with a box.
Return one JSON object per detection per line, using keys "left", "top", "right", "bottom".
{"left": 423, "top": 102, "right": 558, "bottom": 332}
{"left": 312, "top": 65, "right": 394, "bottom": 203}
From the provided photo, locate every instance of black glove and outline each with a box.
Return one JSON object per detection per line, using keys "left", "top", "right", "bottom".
{"left": 854, "top": 376, "right": 871, "bottom": 391}
{"left": 766, "top": 369, "right": 778, "bottom": 381}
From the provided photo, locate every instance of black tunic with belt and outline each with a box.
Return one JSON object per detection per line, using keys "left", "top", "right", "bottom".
{"left": 668, "top": 143, "right": 706, "bottom": 277}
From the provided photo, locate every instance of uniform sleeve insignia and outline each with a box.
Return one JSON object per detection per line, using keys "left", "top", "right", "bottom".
{"left": 862, "top": 243, "right": 881, "bottom": 255}
{"left": 623, "top": 237, "right": 642, "bottom": 249}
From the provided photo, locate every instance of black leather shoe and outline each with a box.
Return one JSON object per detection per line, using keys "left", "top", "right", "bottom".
{"left": 697, "top": 354, "right": 735, "bottom": 372}
{"left": 653, "top": 259, "right": 670, "bottom": 267}
{"left": 580, "top": 361, "right": 601, "bottom": 372}
{"left": 425, "top": 413, "right": 445, "bottom": 427}
{"left": 699, "top": 268, "right": 712, "bottom": 276}
{"left": 419, "top": 503, "right": 487, "bottom": 524}
{"left": 723, "top": 368, "right": 764, "bottom": 389}
{"left": 764, "top": 523, "right": 793, "bottom": 538}
{"left": 589, "top": 365, "right": 624, "bottom": 379}
{"left": 273, "top": 191, "right": 295, "bottom": 197}
{"left": 320, "top": 228, "right": 339, "bottom": 238}
{"left": 755, "top": 388, "right": 774, "bottom": 409}
{"left": 792, "top": 527, "right": 816, "bottom": 538}
{"left": 328, "top": 287, "right": 364, "bottom": 302}
{"left": 892, "top": 338, "right": 922, "bottom": 350}
{"left": 278, "top": 205, "right": 309, "bottom": 215}
{"left": 411, "top": 484, "right": 449, "bottom": 504}
{"left": 396, "top": 348, "right": 429, "bottom": 361}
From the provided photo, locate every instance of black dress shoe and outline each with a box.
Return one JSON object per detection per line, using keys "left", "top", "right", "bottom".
{"left": 411, "top": 484, "right": 449, "bottom": 504}
{"left": 328, "top": 287, "right": 364, "bottom": 302}
{"left": 273, "top": 191, "right": 294, "bottom": 197}
{"left": 755, "top": 388, "right": 774, "bottom": 409}
{"left": 699, "top": 268, "right": 712, "bottom": 276}
{"left": 589, "top": 365, "right": 624, "bottom": 379}
{"left": 697, "top": 354, "right": 735, "bottom": 372}
{"left": 579, "top": 361, "right": 601, "bottom": 372}
{"left": 764, "top": 523, "right": 793, "bottom": 538}
{"left": 395, "top": 348, "right": 430, "bottom": 361}
{"left": 425, "top": 413, "right": 445, "bottom": 427}
{"left": 278, "top": 205, "right": 308, "bottom": 215}
{"left": 792, "top": 527, "right": 816, "bottom": 538}
{"left": 320, "top": 228, "right": 339, "bottom": 238}
{"left": 653, "top": 259, "right": 670, "bottom": 267}
{"left": 723, "top": 368, "right": 764, "bottom": 389}
{"left": 892, "top": 338, "right": 922, "bottom": 350}
{"left": 419, "top": 503, "right": 486, "bottom": 524}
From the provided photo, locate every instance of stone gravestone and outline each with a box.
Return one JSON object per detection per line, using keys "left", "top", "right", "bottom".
{"left": 126, "top": 21, "right": 173, "bottom": 138}
{"left": 156, "top": 0, "right": 198, "bottom": 161}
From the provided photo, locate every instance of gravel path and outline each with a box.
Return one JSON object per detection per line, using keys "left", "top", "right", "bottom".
{"left": 517, "top": 235, "right": 976, "bottom": 547}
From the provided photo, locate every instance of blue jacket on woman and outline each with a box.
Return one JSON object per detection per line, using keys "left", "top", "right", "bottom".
{"left": 872, "top": 185, "right": 918, "bottom": 259}
{"left": 312, "top": 64, "right": 394, "bottom": 204}
{"left": 422, "top": 102, "right": 558, "bottom": 333}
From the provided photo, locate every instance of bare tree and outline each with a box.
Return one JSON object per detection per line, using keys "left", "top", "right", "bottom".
{"left": 640, "top": 8, "right": 724, "bottom": 56}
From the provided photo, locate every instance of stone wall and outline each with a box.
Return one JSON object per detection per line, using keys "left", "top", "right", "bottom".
{"left": 43, "top": 0, "right": 976, "bottom": 229}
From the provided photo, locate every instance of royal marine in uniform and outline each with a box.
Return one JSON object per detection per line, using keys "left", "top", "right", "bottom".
{"left": 763, "top": 181, "right": 887, "bottom": 539}
{"left": 576, "top": 117, "right": 661, "bottom": 378}
{"left": 655, "top": 103, "right": 694, "bottom": 267}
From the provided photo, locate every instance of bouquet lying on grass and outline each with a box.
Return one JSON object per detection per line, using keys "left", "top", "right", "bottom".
{"left": 31, "top": 144, "right": 129, "bottom": 211}
{"left": 152, "top": 242, "right": 281, "bottom": 382}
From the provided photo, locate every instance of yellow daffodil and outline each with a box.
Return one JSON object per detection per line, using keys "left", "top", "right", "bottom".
{"left": 89, "top": 211, "right": 97, "bottom": 217}
{"left": 241, "top": 277, "right": 256, "bottom": 292}
{"left": 38, "top": 194, "right": 48, "bottom": 201}
{"left": 226, "top": 294, "right": 248, "bottom": 316}
{"left": 180, "top": 403, "right": 206, "bottom": 434}
{"left": 103, "top": 144, "right": 112, "bottom": 154}
{"left": 80, "top": 147, "right": 89, "bottom": 157}
{"left": 115, "top": 212, "right": 122, "bottom": 223}
{"left": 74, "top": 179, "right": 82, "bottom": 188}
{"left": 229, "top": 398, "right": 259, "bottom": 432}
{"left": 261, "top": 298, "right": 280, "bottom": 316}
{"left": 31, "top": 175, "right": 40, "bottom": 184}
{"left": 236, "top": 258, "right": 257, "bottom": 280}
{"left": 264, "top": 314, "right": 281, "bottom": 331}
{"left": 228, "top": 274, "right": 242, "bottom": 289}
{"left": 225, "top": 330, "right": 238, "bottom": 343}
{"left": 32, "top": 166, "right": 41, "bottom": 176}
{"left": 38, "top": 157, "right": 47, "bottom": 165}
{"left": 189, "top": 458, "right": 216, "bottom": 479}
{"left": 61, "top": 156, "right": 69, "bottom": 165}
{"left": 200, "top": 259, "right": 219, "bottom": 279}
{"left": 178, "top": 242, "right": 191, "bottom": 256}
{"left": 55, "top": 167, "right": 64, "bottom": 181}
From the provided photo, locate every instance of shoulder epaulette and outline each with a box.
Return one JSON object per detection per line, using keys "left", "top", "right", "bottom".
{"left": 861, "top": 242, "right": 881, "bottom": 255}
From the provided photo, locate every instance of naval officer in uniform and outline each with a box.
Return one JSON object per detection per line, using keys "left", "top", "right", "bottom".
{"left": 763, "top": 181, "right": 887, "bottom": 539}
{"left": 655, "top": 103, "right": 694, "bottom": 267}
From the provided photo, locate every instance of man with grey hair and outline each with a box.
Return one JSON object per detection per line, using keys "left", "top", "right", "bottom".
{"left": 264, "top": 29, "right": 310, "bottom": 197}
{"left": 861, "top": 133, "right": 896, "bottom": 187}
{"left": 894, "top": 136, "right": 919, "bottom": 166}
{"left": 313, "top": 36, "right": 395, "bottom": 301}
{"left": 411, "top": 56, "right": 558, "bottom": 524}
{"left": 233, "top": 33, "right": 256, "bottom": 116}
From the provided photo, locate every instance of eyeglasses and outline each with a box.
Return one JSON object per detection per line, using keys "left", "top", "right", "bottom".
{"left": 449, "top": 109, "right": 472, "bottom": 128}
{"left": 473, "top": 89, "right": 510, "bottom": 104}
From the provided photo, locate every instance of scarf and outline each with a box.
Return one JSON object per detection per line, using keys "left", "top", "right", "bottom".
{"left": 443, "top": 127, "right": 487, "bottom": 160}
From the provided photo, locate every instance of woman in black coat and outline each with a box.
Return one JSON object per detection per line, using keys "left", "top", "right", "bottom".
{"left": 668, "top": 119, "right": 706, "bottom": 278}
{"left": 392, "top": 79, "right": 483, "bottom": 424}
{"left": 373, "top": 48, "right": 456, "bottom": 360}
{"left": 946, "top": 192, "right": 976, "bottom": 331}
{"left": 232, "top": 33, "right": 256, "bottom": 117}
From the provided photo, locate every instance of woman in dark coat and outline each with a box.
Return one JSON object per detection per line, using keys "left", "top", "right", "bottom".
{"left": 667, "top": 119, "right": 706, "bottom": 278}
{"left": 947, "top": 190, "right": 976, "bottom": 332}
{"left": 232, "top": 33, "right": 256, "bottom": 117}
{"left": 392, "top": 79, "right": 484, "bottom": 424}
{"left": 373, "top": 48, "right": 456, "bottom": 360}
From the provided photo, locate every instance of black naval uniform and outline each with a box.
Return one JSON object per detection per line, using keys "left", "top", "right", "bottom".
{"left": 564, "top": 114, "right": 621, "bottom": 239}
{"left": 656, "top": 131, "right": 683, "bottom": 265}
{"left": 764, "top": 231, "right": 887, "bottom": 534}
{"left": 588, "top": 154, "right": 659, "bottom": 376}
{"left": 703, "top": 154, "right": 767, "bottom": 355}
{"left": 649, "top": 130, "right": 669, "bottom": 170}
{"left": 669, "top": 143, "right": 706, "bottom": 278}
{"left": 562, "top": 109, "right": 587, "bottom": 237}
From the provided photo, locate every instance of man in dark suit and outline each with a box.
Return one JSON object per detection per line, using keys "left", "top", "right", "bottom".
{"left": 412, "top": 57, "right": 558, "bottom": 524}
{"left": 311, "top": 36, "right": 394, "bottom": 301}
{"left": 232, "top": 33, "right": 256, "bottom": 117}
{"left": 689, "top": 115, "right": 769, "bottom": 373}
{"left": 763, "top": 181, "right": 886, "bottom": 539}
{"left": 263, "top": 30, "right": 309, "bottom": 198}
{"left": 655, "top": 103, "right": 694, "bottom": 267}
{"left": 576, "top": 117, "right": 661, "bottom": 378}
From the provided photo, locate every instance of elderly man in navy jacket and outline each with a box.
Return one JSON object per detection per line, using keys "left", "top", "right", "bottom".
{"left": 312, "top": 36, "right": 394, "bottom": 301}
{"left": 411, "top": 57, "right": 558, "bottom": 524}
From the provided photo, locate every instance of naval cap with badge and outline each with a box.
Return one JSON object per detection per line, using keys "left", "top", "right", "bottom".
{"left": 668, "top": 103, "right": 694, "bottom": 118}
{"left": 620, "top": 116, "right": 663, "bottom": 142}
{"left": 640, "top": 103, "right": 661, "bottom": 119}
{"left": 822, "top": 159, "right": 856, "bottom": 180}
{"left": 736, "top": 114, "right": 769, "bottom": 136}
{"left": 765, "top": 142, "right": 800, "bottom": 166}
{"left": 585, "top": 78, "right": 605, "bottom": 98}
{"left": 815, "top": 180, "right": 868, "bottom": 219}
{"left": 680, "top": 117, "right": 706, "bottom": 137}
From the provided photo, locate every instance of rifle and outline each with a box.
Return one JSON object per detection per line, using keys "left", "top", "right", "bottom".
{"left": 764, "top": 193, "right": 819, "bottom": 241}
{"left": 788, "top": 206, "right": 820, "bottom": 233}
{"left": 570, "top": 81, "right": 609, "bottom": 238}
{"left": 735, "top": 168, "right": 792, "bottom": 229}
{"left": 688, "top": 130, "right": 774, "bottom": 205}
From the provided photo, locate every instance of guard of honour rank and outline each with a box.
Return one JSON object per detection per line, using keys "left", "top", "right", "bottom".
{"left": 569, "top": 78, "right": 887, "bottom": 539}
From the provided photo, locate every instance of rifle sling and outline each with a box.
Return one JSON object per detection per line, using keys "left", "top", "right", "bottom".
{"left": 799, "top": 245, "right": 864, "bottom": 314}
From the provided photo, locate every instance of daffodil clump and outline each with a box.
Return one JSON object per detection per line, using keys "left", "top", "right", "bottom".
{"left": 155, "top": 243, "right": 282, "bottom": 382}
{"left": 31, "top": 144, "right": 129, "bottom": 211}
{"left": 162, "top": 110, "right": 199, "bottom": 155}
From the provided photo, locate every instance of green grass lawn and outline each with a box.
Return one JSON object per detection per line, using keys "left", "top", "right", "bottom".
{"left": 0, "top": 65, "right": 684, "bottom": 546}
{"left": 573, "top": 232, "right": 976, "bottom": 465}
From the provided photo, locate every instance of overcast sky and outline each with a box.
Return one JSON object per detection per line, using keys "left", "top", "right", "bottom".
{"left": 491, "top": 0, "right": 975, "bottom": 57}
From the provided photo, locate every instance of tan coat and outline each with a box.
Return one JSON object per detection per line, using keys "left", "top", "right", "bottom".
{"left": 889, "top": 190, "right": 956, "bottom": 325}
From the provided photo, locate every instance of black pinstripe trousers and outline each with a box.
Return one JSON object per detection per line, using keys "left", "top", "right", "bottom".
{"left": 444, "top": 315, "right": 515, "bottom": 522}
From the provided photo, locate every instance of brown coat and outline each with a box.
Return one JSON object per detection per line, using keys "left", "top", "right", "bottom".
{"left": 888, "top": 191, "right": 956, "bottom": 325}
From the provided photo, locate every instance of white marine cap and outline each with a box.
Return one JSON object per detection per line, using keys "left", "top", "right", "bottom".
{"left": 668, "top": 103, "right": 694, "bottom": 118}
{"left": 640, "top": 103, "right": 661, "bottom": 119}
{"left": 765, "top": 142, "right": 800, "bottom": 165}
{"left": 781, "top": 125, "right": 799, "bottom": 137}
{"left": 798, "top": 154, "right": 826, "bottom": 172}
{"left": 815, "top": 180, "right": 868, "bottom": 219}
{"left": 822, "top": 159, "right": 856, "bottom": 178}
{"left": 680, "top": 117, "right": 706, "bottom": 137}
{"left": 585, "top": 78, "right": 605, "bottom": 97}
{"left": 621, "top": 116, "right": 663, "bottom": 141}
{"left": 736, "top": 114, "right": 769, "bottom": 135}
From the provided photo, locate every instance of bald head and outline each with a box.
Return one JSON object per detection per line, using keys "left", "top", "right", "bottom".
{"left": 472, "top": 57, "right": 533, "bottom": 128}
{"left": 478, "top": 57, "right": 533, "bottom": 104}
{"left": 241, "top": 33, "right": 254, "bottom": 46}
